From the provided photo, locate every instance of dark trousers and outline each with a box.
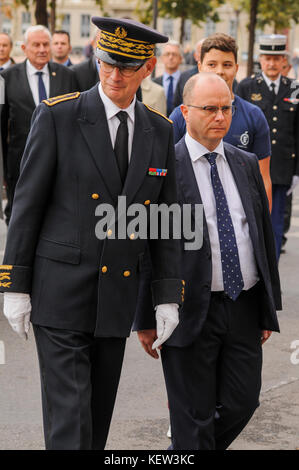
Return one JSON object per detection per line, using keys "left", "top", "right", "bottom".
{"left": 161, "top": 283, "right": 263, "bottom": 450}
{"left": 33, "top": 325, "right": 126, "bottom": 450}
{"left": 271, "top": 184, "right": 288, "bottom": 260}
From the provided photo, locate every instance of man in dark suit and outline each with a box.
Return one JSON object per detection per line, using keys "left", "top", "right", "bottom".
{"left": 237, "top": 35, "right": 299, "bottom": 260}
{"left": 136, "top": 73, "right": 281, "bottom": 450}
{"left": 51, "top": 30, "right": 73, "bottom": 66}
{"left": 0, "top": 25, "right": 77, "bottom": 224}
{"left": 0, "top": 33, "right": 15, "bottom": 71}
{"left": 0, "top": 17, "right": 182, "bottom": 450}
{"left": 153, "top": 41, "right": 182, "bottom": 116}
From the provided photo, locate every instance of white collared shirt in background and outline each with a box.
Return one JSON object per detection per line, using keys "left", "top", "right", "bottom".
{"left": 26, "top": 59, "right": 50, "bottom": 107}
{"left": 185, "top": 132, "right": 259, "bottom": 291}
{"left": 262, "top": 71, "right": 281, "bottom": 95}
{"left": 98, "top": 82, "right": 135, "bottom": 160}
{"left": 162, "top": 70, "right": 181, "bottom": 96}
{"left": 0, "top": 59, "right": 12, "bottom": 71}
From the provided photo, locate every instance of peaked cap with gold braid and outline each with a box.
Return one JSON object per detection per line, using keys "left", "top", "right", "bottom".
{"left": 92, "top": 16, "right": 168, "bottom": 67}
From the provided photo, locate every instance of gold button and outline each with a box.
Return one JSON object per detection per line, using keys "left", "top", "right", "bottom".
{"left": 272, "top": 128, "right": 277, "bottom": 133}
{"left": 182, "top": 280, "right": 185, "bottom": 286}
{"left": 290, "top": 107, "right": 294, "bottom": 111}
{"left": 292, "top": 153, "right": 296, "bottom": 158}
{"left": 107, "top": 229, "right": 113, "bottom": 237}
{"left": 273, "top": 117, "right": 277, "bottom": 121}
{"left": 129, "top": 233, "right": 135, "bottom": 240}
{"left": 101, "top": 266, "right": 108, "bottom": 273}
{"left": 272, "top": 140, "right": 276, "bottom": 144}
{"left": 144, "top": 200, "right": 151, "bottom": 206}
{"left": 92, "top": 193, "right": 99, "bottom": 199}
{"left": 123, "top": 270, "right": 131, "bottom": 277}
{"left": 273, "top": 105, "right": 277, "bottom": 110}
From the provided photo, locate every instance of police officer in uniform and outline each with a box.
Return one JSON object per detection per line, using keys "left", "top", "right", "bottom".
{"left": 237, "top": 35, "right": 299, "bottom": 260}
{"left": 0, "top": 17, "right": 182, "bottom": 450}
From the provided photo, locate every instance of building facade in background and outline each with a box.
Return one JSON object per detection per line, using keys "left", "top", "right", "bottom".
{"left": 0, "top": 0, "right": 298, "bottom": 68}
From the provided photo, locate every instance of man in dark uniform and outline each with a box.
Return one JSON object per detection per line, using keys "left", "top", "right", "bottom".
{"left": 0, "top": 17, "right": 182, "bottom": 449}
{"left": 237, "top": 35, "right": 299, "bottom": 260}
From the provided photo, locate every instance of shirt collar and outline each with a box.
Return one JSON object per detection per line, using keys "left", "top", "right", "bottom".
{"left": 185, "top": 132, "right": 226, "bottom": 163}
{"left": 98, "top": 82, "right": 136, "bottom": 124}
{"left": 0, "top": 59, "right": 12, "bottom": 70}
{"left": 164, "top": 70, "right": 181, "bottom": 81}
{"left": 26, "top": 59, "right": 49, "bottom": 76}
{"left": 262, "top": 71, "right": 281, "bottom": 89}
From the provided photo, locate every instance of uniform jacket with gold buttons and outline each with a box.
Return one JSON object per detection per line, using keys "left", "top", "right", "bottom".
{"left": 237, "top": 73, "right": 299, "bottom": 186}
{"left": 0, "top": 85, "right": 182, "bottom": 338}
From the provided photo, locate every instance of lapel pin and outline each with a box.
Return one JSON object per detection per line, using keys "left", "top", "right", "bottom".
{"left": 52, "top": 71, "right": 56, "bottom": 76}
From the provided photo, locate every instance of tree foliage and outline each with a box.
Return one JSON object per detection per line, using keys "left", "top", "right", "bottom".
{"left": 135, "top": 0, "right": 224, "bottom": 44}
{"left": 257, "top": 0, "right": 299, "bottom": 32}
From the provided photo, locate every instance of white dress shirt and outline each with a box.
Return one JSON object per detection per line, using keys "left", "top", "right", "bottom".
{"left": 26, "top": 60, "right": 50, "bottom": 107}
{"left": 262, "top": 71, "right": 281, "bottom": 95}
{"left": 185, "top": 132, "right": 259, "bottom": 291}
{"left": 0, "top": 59, "right": 12, "bottom": 71}
{"left": 98, "top": 82, "right": 135, "bottom": 160}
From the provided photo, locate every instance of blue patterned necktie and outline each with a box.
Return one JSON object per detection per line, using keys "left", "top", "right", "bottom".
{"left": 167, "top": 75, "right": 174, "bottom": 116}
{"left": 35, "top": 71, "right": 47, "bottom": 102}
{"left": 204, "top": 152, "right": 244, "bottom": 301}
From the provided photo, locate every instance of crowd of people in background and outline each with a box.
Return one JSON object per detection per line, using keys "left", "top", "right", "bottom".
{"left": 0, "top": 19, "right": 298, "bottom": 451}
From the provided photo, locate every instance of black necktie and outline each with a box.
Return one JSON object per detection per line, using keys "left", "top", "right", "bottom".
{"left": 167, "top": 75, "right": 174, "bottom": 116}
{"left": 270, "top": 82, "right": 276, "bottom": 102}
{"left": 36, "top": 71, "right": 47, "bottom": 102}
{"left": 204, "top": 152, "right": 244, "bottom": 301}
{"left": 114, "top": 111, "right": 128, "bottom": 184}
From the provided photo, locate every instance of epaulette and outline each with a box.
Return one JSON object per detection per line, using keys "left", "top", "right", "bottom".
{"left": 43, "top": 91, "right": 80, "bottom": 106}
{"left": 144, "top": 104, "right": 173, "bottom": 123}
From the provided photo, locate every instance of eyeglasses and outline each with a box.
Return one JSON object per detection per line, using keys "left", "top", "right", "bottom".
{"left": 186, "top": 105, "right": 236, "bottom": 116}
{"left": 99, "top": 60, "right": 144, "bottom": 77}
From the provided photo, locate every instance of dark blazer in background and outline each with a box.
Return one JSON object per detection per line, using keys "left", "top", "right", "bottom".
{"left": 70, "top": 57, "right": 99, "bottom": 92}
{"left": 134, "top": 139, "right": 281, "bottom": 346}
{"left": 0, "top": 60, "right": 78, "bottom": 222}
{"left": 173, "top": 66, "right": 198, "bottom": 108}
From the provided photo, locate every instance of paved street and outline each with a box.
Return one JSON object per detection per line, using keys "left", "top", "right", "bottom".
{"left": 0, "top": 190, "right": 299, "bottom": 450}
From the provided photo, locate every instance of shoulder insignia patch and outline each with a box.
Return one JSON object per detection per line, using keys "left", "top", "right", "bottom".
{"left": 43, "top": 91, "right": 81, "bottom": 106}
{"left": 144, "top": 104, "right": 173, "bottom": 123}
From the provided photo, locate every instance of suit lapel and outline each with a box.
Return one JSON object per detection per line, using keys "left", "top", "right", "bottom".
{"left": 224, "top": 144, "right": 259, "bottom": 249}
{"left": 20, "top": 61, "right": 35, "bottom": 109}
{"left": 77, "top": 86, "right": 123, "bottom": 204}
{"left": 122, "top": 101, "right": 154, "bottom": 206}
{"left": 176, "top": 139, "right": 210, "bottom": 246}
{"left": 49, "top": 62, "right": 62, "bottom": 97}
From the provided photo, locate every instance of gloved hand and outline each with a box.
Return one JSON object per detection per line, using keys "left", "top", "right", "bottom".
{"left": 287, "top": 175, "right": 299, "bottom": 196}
{"left": 152, "top": 303, "right": 179, "bottom": 350}
{"left": 3, "top": 292, "right": 31, "bottom": 340}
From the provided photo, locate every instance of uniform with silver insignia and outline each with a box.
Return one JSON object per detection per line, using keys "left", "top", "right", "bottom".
{"left": 237, "top": 34, "right": 299, "bottom": 260}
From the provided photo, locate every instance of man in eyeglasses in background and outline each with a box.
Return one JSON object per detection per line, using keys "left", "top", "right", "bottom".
{"left": 0, "top": 17, "right": 182, "bottom": 449}
{"left": 135, "top": 72, "right": 281, "bottom": 450}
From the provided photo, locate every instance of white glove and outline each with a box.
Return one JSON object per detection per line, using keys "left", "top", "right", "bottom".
{"left": 152, "top": 303, "right": 179, "bottom": 350}
{"left": 287, "top": 175, "right": 299, "bottom": 196}
{"left": 3, "top": 292, "right": 31, "bottom": 340}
